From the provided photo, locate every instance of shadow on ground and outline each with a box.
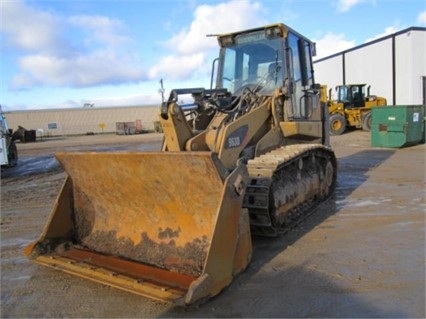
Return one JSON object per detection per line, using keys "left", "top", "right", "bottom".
{"left": 160, "top": 148, "right": 398, "bottom": 318}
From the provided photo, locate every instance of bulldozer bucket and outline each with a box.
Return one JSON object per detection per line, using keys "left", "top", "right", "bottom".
{"left": 24, "top": 151, "right": 252, "bottom": 305}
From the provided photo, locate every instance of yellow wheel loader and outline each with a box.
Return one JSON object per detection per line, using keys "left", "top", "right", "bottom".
{"left": 25, "top": 23, "right": 337, "bottom": 305}
{"left": 323, "top": 84, "right": 387, "bottom": 135}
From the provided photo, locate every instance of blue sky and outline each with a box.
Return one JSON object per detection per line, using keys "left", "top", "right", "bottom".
{"left": 1, "top": 0, "right": 425, "bottom": 110}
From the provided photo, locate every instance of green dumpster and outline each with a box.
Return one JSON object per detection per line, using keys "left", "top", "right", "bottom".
{"left": 371, "top": 105, "right": 425, "bottom": 148}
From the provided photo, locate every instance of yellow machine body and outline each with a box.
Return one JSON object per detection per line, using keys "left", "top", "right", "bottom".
{"left": 25, "top": 23, "right": 337, "bottom": 305}
{"left": 25, "top": 152, "right": 251, "bottom": 305}
{"left": 323, "top": 84, "right": 387, "bottom": 135}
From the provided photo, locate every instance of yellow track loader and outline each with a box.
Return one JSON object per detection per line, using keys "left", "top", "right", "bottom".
{"left": 25, "top": 23, "right": 337, "bottom": 305}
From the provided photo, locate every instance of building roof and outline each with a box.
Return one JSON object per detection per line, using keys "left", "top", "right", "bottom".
{"left": 314, "top": 26, "right": 426, "bottom": 63}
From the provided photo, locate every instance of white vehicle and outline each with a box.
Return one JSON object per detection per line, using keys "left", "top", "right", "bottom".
{"left": 0, "top": 107, "right": 18, "bottom": 167}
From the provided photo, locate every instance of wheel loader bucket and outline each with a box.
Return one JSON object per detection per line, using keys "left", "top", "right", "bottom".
{"left": 24, "top": 151, "right": 252, "bottom": 305}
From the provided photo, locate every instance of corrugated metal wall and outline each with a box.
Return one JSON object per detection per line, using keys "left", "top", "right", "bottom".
{"left": 314, "top": 27, "right": 426, "bottom": 105}
{"left": 4, "top": 105, "right": 159, "bottom": 136}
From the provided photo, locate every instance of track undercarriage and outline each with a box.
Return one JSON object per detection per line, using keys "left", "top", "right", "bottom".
{"left": 243, "top": 144, "right": 337, "bottom": 236}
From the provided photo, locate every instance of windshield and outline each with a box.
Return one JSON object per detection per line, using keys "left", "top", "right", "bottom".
{"left": 337, "top": 86, "right": 350, "bottom": 103}
{"left": 218, "top": 37, "right": 284, "bottom": 95}
{"left": 337, "top": 85, "right": 365, "bottom": 103}
{"left": 0, "top": 113, "right": 8, "bottom": 136}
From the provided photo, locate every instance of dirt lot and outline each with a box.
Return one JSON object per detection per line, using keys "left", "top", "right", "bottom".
{"left": 1, "top": 131, "right": 425, "bottom": 318}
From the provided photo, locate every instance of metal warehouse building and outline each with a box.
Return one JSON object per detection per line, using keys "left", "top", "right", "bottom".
{"left": 5, "top": 105, "right": 159, "bottom": 137}
{"left": 313, "top": 26, "right": 426, "bottom": 105}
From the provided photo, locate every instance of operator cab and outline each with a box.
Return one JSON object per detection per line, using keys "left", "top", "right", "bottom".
{"left": 337, "top": 84, "right": 366, "bottom": 108}
{"left": 215, "top": 23, "right": 318, "bottom": 119}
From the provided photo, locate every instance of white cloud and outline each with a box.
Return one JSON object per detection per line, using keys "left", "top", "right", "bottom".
{"left": 364, "top": 25, "right": 401, "bottom": 42}
{"left": 335, "top": 0, "right": 363, "bottom": 12}
{"left": 12, "top": 51, "right": 144, "bottom": 89}
{"left": 84, "top": 93, "right": 160, "bottom": 108}
{"left": 148, "top": 53, "right": 206, "bottom": 80}
{"left": 313, "top": 32, "right": 356, "bottom": 59}
{"left": 168, "top": 0, "right": 264, "bottom": 55}
{"left": 417, "top": 11, "right": 426, "bottom": 25}
{"left": 1, "top": 0, "right": 144, "bottom": 89}
{"left": 335, "top": 0, "right": 377, "bottom": 13}
{"left": 55, "top": 100, "right": 82, "bottom": 109}
{"left": 150, "top": 0, "right": 265, "bottom": 81}
{"left": 1, "top": 0, "right": 268, "bottom": 109}
{"left": 68, "top": 15, "right": 132, "bottom": 47}
{"left": 1, "top": 0, "right": 68, "bottom": 54}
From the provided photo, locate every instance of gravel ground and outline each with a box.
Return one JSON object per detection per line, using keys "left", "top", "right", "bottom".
{"left": 1, "top": 130, "right": 425, "bottom": 318}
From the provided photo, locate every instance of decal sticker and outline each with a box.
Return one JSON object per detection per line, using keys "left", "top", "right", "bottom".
{"left": 226, "top": 125, "right": 249, "bottom": 149}
{"left": 413, "top": 112, "right": 419, "bottom": 122}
